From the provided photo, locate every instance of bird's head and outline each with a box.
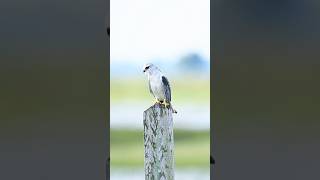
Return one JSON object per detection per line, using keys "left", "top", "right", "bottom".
{"left": 143, "top": 63, "right": 152, "bottom": 73}
{"left": 143, "top": 63, "right": 156, "bottom": 73}
{"left": 143, "top": 63, "right": 162, "bottom": 78}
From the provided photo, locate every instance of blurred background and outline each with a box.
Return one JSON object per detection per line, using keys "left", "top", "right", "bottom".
{"left": 2, "top": 0, "right": 320, "bottom": 179}
{"left": 0, "top": 0, "right": 107, "bottom": 179}
{"left": 110, "top": 0, "right": 210, "bottom": 179}
{"left": 213, "top": 0, "right": 320, "bottom": 179}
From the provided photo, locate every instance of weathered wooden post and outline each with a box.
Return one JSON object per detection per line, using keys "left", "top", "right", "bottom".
{"left": 143, "top": 103, "right": 175, "bottom": 180}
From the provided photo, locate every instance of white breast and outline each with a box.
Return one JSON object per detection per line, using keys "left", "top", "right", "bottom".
{"left": 149, "top": 74, "right": 165, "bottom": 100}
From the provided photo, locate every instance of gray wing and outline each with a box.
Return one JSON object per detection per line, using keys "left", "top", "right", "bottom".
{"left": 162, "top": 76, "right": 171, "bottom": 102}
{"left": 148, "top": 80, "right": 155, "bottom": 98}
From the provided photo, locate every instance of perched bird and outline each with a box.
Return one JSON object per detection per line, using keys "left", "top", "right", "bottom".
{"left": 143, "top": 63, "right": 177, "bottom": 113}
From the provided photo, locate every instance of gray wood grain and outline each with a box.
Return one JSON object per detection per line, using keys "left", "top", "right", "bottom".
{"left": 143, "top": 104, "right": 175, "bottom": 180}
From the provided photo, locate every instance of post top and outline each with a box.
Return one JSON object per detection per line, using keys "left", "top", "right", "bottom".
{"left": 144, "top": 103, "right": 171, "bottom": 114}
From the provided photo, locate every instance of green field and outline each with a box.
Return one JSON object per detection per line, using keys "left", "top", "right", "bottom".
{"left": 110, "top": 129, "right": 210, "bottom": 168}
{"left": 110, "top": 77, "right": 210, "bottom": 168}
{"left": 110, "top": 77, "right": 210, "bottom": 104}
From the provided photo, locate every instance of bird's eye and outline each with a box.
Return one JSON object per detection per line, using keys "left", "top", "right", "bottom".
{"left": 145, "top": 66, "right": 150, "bottom": 70}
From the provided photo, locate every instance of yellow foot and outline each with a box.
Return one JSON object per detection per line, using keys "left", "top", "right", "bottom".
{"left": 154, "top": 99, "right": 161, "bottom": 104}
{"left": 163, "top": 101, "right": 170, "bottom": 108}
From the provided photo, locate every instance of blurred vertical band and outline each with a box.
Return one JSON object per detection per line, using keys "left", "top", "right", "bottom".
{"left": 0, "top": 0, "right": 109, "bottom": 179}
{"left": 212, "top": 1, "right": 320, "bottom": 179}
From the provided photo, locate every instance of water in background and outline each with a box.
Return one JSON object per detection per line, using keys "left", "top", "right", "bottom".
{"left": 111, "top": 103, "right": 210, "bottom": 130}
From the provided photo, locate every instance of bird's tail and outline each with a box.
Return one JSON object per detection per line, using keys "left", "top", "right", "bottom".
{"left": 169, "top": 103, "right": 177, "bottom": 114}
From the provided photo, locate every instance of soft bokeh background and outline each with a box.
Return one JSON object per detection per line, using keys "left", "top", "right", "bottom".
{"left": 213, "top": 1, "right": 320, "bottom": 179}
{"left": 0, "top": 0, "right": 107, "bottom": 179}
{"left": 110, "top": 0, "right": 210, "bottom": 179}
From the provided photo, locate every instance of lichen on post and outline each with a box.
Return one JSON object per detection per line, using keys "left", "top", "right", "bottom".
{"left": 143, "top": 103, "right": 175, "bottom": 180}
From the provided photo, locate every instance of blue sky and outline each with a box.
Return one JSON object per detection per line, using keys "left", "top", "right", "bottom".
{"left": 110, "top": 0, "right": 210, "bottom": 64}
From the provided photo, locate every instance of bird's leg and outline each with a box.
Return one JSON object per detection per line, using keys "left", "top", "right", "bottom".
{"left": 156, "top": 100, "right": 165, "bottom": 108}
{"left": 163, "top": 99, "right": 170, "bottom": 108}
{"left": 154, "top": 98, "right": 161, "bottom": 104}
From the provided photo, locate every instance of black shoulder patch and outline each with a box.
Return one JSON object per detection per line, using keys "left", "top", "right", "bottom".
{"left": 162, "top": 76, "right": 169, "bottom": 86}
{"left": 162, "top": 76, "right": 171, "bottom": 102}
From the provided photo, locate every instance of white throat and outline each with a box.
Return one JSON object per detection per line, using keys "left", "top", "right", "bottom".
{"left": 147, "top": 69, "right": 162, "bottom": 80}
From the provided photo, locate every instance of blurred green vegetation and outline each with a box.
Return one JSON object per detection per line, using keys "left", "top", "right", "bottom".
{"left": 110, "top": 129, "right": 210, "bottom": 168}
{"left": 110, "top": 77, "right": 210, "bottom": 104}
